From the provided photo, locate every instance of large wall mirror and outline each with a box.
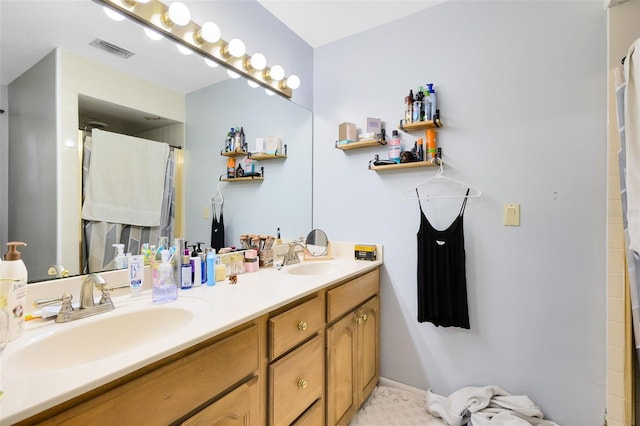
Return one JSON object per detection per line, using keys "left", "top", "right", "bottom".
{"left": 0, "top": 0, "right": 312, "bottom": 282}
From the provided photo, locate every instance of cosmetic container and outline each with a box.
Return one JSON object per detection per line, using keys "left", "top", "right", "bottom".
{"left": 206, "top": 249, "right": 216, "bottom": 286}
{"left": 244, "top": 249, "right": 258, "bottom": 273}
{"left": 152, "top": 250, "right": 178, "bottom": 303}
{"left": 214, "top": 256, "right": 226, "bottom": 282}
{"left": 128, "top": 254, "right": 144, "bottom": 297}
{"left": 1, "top": 242, "right": 27, "bottom": 341}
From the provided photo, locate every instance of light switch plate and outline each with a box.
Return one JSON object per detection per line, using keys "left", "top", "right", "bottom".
{"left": 503, "top": 203, "right": 520, "bottom": 226}
{"left": 203, "top": 207, "right": 209, "bottom": 220}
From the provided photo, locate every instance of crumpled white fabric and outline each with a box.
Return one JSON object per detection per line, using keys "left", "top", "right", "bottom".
{"left": 424, "top": 385, "right": 558, "bottom": 426}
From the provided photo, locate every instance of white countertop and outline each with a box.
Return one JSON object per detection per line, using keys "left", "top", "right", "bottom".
{"left": 0, "top": 242, "right": 382, "bottom": 424}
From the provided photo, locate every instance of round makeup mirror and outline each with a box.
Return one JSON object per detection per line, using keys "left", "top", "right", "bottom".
{"left": 305, "top": 229, "right": 329, "bottom": 257}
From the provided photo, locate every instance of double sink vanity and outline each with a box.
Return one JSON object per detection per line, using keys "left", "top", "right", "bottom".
{"left": 2, "top": 241, "right": 382, "bottom": 425}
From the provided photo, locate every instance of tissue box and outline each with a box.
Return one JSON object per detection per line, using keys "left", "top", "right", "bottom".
{"left": 338, "top": 122, "right": 356, "bottom": 144}
{"left": 366, "top": 118, "right": 381, "bottom": 134}
{"left": 266, "top": 136, "right": 282, "bottom": 154}
{"left": 354, "top": 244, "right": 377, "bottom": 261}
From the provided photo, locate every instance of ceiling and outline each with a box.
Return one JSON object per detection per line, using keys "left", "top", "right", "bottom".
{"left": 0, "top": 0, "right": 442, "bottom": 132}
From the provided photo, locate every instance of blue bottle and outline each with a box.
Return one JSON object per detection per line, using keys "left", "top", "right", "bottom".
{"left": 206, "top": 248, "right": 216, "bottom": 286}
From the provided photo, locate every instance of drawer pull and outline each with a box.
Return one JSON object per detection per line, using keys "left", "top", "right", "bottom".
{"left": 354, "top": 313, "right": 363, "bottom": 324}
{"left": 298, "top": 378, "right": 308, "bottom": 389}
{"left": 297, "top": 321, "right": 308, "bottom": 331}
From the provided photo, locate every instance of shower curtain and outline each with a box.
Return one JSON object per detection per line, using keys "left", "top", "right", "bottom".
{"left": 617, "top": 38, "right": 640, "bottom": 359}
{"left": 81, "top": 132, "right": 176, "bottom": 273}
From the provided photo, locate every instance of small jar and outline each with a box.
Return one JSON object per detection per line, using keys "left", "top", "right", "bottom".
{"left": 244, "top": 249, "right": 258, "bottom": 273}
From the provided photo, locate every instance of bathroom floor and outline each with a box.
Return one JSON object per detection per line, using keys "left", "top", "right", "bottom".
{"left": 349, "top": 385, "right": 436, "bottom": 425}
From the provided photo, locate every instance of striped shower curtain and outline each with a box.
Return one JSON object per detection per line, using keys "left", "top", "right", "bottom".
{"left": 617, "top": 38, "right": 640, "bottom": 357}
{"left": 81, "top": 132, "right": 176, "bottom": 273}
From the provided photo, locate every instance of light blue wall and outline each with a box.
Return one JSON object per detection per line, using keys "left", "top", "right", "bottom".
{"left": 185, "top": 78, "right": 312, "bottom": 248}
{"left": 313, "top": 1, "right": 606, "bottom": 424}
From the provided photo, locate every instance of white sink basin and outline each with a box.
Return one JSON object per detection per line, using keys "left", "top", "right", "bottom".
{"left": 5, "top": 298, "right": 208, "bottom": 372}
{"left": 287, "top": 261, "right": 350, "bottom": 276}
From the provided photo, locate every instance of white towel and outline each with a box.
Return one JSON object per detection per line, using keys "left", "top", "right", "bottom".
{"left": 82, "top": 128, "right": 170, "bottom": 227}
{"left": 625, "top": 38, "right": 640, "bottom": 251}
{"left": 425, "top": 386, "right": 558, "bottom": 426}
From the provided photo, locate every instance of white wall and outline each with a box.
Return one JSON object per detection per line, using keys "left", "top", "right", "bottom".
{"left": 7, "top": 51, "right": 57, "bottom": 281}
{"left": 0, "top": 85, "right": 8, "bottom": 252}
{"left": 313, "top": 1, "right": 606, "bottom": 424}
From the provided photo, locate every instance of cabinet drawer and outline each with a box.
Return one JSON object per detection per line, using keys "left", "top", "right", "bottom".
{"left": 38, "top": 323, "right": 260, "bottom": 425}
{"left": 327, "top": 269, "right": 379, "bottom": 324}
{"left": 269, "top": 296, "right": 323, "bottom": 360}
{"left": 269, "top": 334, "right": 324, "bottom": 426}
{"left": 293, "top": 398, "right": 324, "bottom": 426}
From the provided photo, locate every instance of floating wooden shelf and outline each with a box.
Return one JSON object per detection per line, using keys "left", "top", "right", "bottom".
{"left": 249, "top": 153, "right": 287, "bottom": 160}
{"left": 369, "top": 161, "right": 439, "bottom": 171}
{"left": 335, "top": 139, "right": 387, "bottom": 151}
{"left": 221, "top": 150, "right": 249, "bottom": 158}
{"left": 220, "top": 176, "right": 264, "bottom": 182}
{"left": 398, "top": 119, "right": 442, "bottom": 132}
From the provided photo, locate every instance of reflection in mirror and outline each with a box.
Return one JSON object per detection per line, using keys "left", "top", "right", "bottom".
{"left": 2, "top": 1, "right": 313, "bottom": 284}
{"left": 305, "top": 229, "right": 329, "bottom": 257}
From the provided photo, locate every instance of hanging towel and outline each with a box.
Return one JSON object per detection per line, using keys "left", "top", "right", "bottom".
{"left": 82, "top": 128, "right": 170, "bottom": 227}
{"left": 625, "top": 38, "right": 640, "bottom": 252}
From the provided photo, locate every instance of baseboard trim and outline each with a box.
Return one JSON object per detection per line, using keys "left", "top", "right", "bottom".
{"left": 378, "top": 377, "right": 427, "bottom": 396}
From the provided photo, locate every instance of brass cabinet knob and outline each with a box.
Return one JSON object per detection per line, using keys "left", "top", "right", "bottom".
{"left": 297, "top": 321, "right": 308, "bottom": 331}
{"left": 353, "top": 313, "right": 362, "bottom": 324}
{"left": 361, "top": 313, "right": 368, "bottom": 322}
{"left": 298, "top": 378, "right": 308, "bottom": 389}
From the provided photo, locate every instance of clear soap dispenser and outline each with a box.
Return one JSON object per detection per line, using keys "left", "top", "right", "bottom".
{"left": 153, "top": 250, "right": 178, "bottom": 303}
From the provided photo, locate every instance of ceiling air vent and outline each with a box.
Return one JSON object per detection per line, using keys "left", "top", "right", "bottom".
{"left": 89, "top": 38, "right": 135, "bottom": 59}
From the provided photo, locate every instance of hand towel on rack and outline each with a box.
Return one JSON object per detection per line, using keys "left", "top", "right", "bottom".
{"left": 82, "top": 128, "right": 170, "bottom": 227}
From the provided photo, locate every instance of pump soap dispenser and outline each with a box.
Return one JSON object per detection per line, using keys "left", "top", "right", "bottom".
{"left": 113, "top": 244, "right": 127, "bottom": 269}
{"left": 1, "top": 242, "right": 28, "bottom": 341}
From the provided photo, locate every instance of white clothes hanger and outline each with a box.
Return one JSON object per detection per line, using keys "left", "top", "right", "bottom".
{"left": 211, "top": 182, "right": 224, "bottom": 218}
{"left": 399, "top": 160, "right": 482, "bottom": 200}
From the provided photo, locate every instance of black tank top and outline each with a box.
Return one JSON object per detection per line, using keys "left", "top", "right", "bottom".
{"left": 416, "top": 189, "right": 470, "bottom": 329}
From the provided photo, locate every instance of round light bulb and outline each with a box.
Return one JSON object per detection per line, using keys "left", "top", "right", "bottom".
{"left": 227, "top": 69, "right": 241, "bottom": 79}
{"left": 177, "top": 44, "right": 193, "bottom": 55}
{"left": 249, "top": 53, "right": 267, "bottom": 71}
{"left": 167, "top": 2, "right": 190, "bottom": 26}
{"left": 103, "top": 6, "right": 125, "bottom": 21}
{"left": 226, "top": 38, "right": 246, "bottom": 58}
{"left": 144, "top": 27, "right": 163, "bottom": 40}
{"left": 198, "top": 22, "right": 221, "bottom": 43}
{"left": 286, "top": 75, "right": 301, "bottom": 90}
{"left": 269, "top": 65, "right": 285, "bottom": 81}
{"left": 247, "top": 80, "right": 260, "bottom": 88}
{"left": 265, "top": 88, "right": 275, "bottom": 96}
{"left": 204, "top": 58, "right": 219, "bottom": 68}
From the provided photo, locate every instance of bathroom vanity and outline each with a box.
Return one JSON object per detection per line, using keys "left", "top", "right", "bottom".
{"left": 2, "top": 243, "right": 382, "bottom": 426}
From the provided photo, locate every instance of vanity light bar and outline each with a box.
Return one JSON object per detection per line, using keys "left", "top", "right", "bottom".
{"left": 94, "top": 0, "right": 295, "bottom": 98}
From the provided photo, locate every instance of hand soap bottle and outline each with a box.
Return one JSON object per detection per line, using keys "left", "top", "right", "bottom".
{"left": 113, "top": 244, "right": 127, "bottom": 269}
{"left": 153, "top": 250, "right": 178, "bottom": 303}
{"left": 1, "top": 242, "right": 28, "bottom": 341}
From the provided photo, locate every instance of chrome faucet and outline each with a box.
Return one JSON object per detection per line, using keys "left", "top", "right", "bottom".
{"left": 283, "top": 241, "right": 306, "bottom": 265}
{"left": 33, "top": 273, "right": 127, "bottom": 323}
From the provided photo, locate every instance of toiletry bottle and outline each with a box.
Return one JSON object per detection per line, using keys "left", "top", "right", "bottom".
{"left": 195, "top": 242, "right": 206, "bottom": 284}
{"left": 388, "top": 130, "right": 401, "bottom": 164}
{"left": 206, "top": 248, "right": 216, "bottom": 286}
{"left": 152, "top": 249, "right": 178, "bottom": 303}
{"left": 245, "top": 249, "right": 258, "bottom": 273}
{"left": 417, "top": 138, "right": 424, "bottom": 161}
{"left": 215, "top": 255, "right": 226, "bottom": 282}
{"left": 113, "top": 243, "right": 127, "bottom": 269}
{"left": 426, "top": 129, "right": 437, "bottom": 162}
{"left": 405, "top": 89, "right": 414, "bottom": 123}
{"left": 189, "top": 245, "right": 201, "bottom": 287}
{"left": 423, "top": 90, "right": 432, "bottom": 121}
{"left": 227, "top": 157, "right": 236, "bottom": 178}
{"left": 427, "top": 83, "right": 437, "bottom": 120}
{"left": 127, "top": 254, "right": 144, "bottom": 297}
{"left": 414, "top": 90, "right": 424, "bottom": 122}
{"left": 1, "top": 242, "right": 27, "bottom": 341}
{"left": 245, "top": 156, "right": 254, "bottom": 175}
{"left": 0, "top": 295, "right": 9, "bottom": 351}
{"left": 181, "top": 243, "right": 192, "bottom": 289}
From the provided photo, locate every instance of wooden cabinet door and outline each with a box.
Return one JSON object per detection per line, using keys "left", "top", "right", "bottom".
{"left": 182, "top": 377, "right": 258, "bottom": 426}
{"left": 356, "top": 296, "right": 379, "bottom": 405}
{"left": 326, "top": 311, "right": 358, "bottom": 426}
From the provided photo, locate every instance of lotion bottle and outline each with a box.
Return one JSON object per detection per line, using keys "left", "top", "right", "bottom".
{"left": 1, "top": 242, "right": 27, "bottom": 341}
{"left": 190, "top": 247, "right": 202, "bottom": 287}
{"left": 206, "top": 248, "right": 216, "bottom": 286}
